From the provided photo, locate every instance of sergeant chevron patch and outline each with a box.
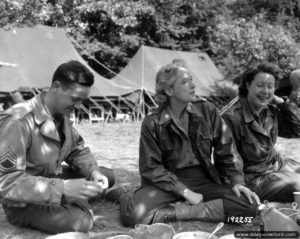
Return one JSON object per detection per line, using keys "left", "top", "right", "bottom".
{"left": 0, "top": 148, "right": 17, "bottom": 172}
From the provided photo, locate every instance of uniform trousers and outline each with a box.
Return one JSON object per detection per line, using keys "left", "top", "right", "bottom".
{"left": 2, "top": 166, "right": 115, "bottom": 234}
{"left": 120, "top": 166, "right": 257, "bottom": 227}
{"left": 248, "top": 157, "right": 300, "bottom": 202}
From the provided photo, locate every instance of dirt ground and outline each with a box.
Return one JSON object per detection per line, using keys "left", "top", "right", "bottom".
{"left": 0, "top": 122, "right": 299, "bottom": 239}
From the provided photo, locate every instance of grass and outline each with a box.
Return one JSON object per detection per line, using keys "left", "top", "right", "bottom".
{"left": 0, "top": 122, "right": 299, "bottom": 239}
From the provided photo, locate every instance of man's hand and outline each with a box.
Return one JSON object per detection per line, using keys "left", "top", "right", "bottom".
{"left": 90, "top": 170, "right": 109, "bottom": 190}
{"left": 183, "top": 188, "right": 203, "bottom": 205}
{"left": 232, "top": 184, "right": 260, "bottom": 205}
{"left": 63, "top": 178, "right": 102, "bottom": 201}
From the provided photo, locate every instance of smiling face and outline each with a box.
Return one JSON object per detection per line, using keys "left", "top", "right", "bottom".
{"left": 52, "top": 81, "right": 91, "bottom": 117}
{"left": 166, "top": 67, "right": 196, "bottom": 104}
{"left": 246, "top": 72, "right": 276, "bottom": 110}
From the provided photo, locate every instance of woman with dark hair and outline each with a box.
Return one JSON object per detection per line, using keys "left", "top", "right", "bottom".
{"left": 119, "top": 62, "right": 259, "bottom": 227}
{"left": 223, "top": 62, "right": 300, "bottom": 203}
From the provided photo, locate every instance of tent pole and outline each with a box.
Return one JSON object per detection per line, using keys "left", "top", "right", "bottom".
{"left": 89, "top": 96, "right": 119, "bottom": 112}
{"left": 144, "top": 88, "right": 158, "bottom": 108}
{"left": 30, "top": 88, "right": 37, "bottom": 96}
{"left": 141, "top": 46, "right": 145, "bottom": 116}
{"left": 89, "top": 96, "right": 120, "bottom": 124}
{"left": 139, "top": 89, "right": 145, "bottom": 118}
{"left": 118, "top": 96, "right": 140, "bottom": 114}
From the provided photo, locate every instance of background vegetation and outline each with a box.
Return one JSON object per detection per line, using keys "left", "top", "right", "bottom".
{"left": 2, "top": 0, "right": 300, "bottom": 86}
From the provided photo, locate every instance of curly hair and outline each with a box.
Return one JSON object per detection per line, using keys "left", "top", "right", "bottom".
{"left": 239, "top": 62, "right": 280, "bottom": 97}
{"left": 154, "top": 63, "right": 185, "bottom": 106}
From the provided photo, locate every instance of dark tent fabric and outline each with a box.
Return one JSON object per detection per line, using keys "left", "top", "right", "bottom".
{"left": 110, "top": 45, "right": 223, "bottom": 97}
{"left": 0, "top": 25, "right": 134, "bottom": 97}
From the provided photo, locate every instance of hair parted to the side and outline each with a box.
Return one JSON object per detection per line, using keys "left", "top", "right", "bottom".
{"left": 239, "top": 62, "right": 280, "bottom": 97}
{"left": 52, "top": 60, "right": 94, "bottom": 88}
{"left": 155, "top": 63, "right": 185, "bottom": 106}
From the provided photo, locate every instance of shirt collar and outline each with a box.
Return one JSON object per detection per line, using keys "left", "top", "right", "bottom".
{"left": 159, "top": 102, "right": 199, "bottom": 125}
{"left": 241, "top": 97, "right": 273, "bottom": 123}
{"left": 31, "top": 92, "right": 53, "bottom": 125}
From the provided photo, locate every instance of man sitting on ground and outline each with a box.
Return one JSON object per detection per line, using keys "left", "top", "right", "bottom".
{"left": 0, "top": 60, "right": 115, "bottom": 234}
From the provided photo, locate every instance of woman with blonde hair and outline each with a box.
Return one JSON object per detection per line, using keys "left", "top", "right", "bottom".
{"left": 119, "top": 61, "right": 259, "bottom": 227}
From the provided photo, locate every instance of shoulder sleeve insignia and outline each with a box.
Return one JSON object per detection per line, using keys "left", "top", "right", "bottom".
{"left": 0, "top": 148, "right": 17, "bottom": 172}
{"left": 71, "top": 128, "right": 84, "bottom": 146}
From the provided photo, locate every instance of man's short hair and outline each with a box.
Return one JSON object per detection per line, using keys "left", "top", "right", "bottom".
{"left": 52, "top": 60, "right": 94, "bottom": 88}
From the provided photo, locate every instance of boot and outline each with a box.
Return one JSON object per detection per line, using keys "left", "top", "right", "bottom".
{"left": 152, "top": 199, "right": 225, "bottom": 223}
{"left": 174, "top": 199, "right": 225, "bottom": 222}
{"left": 104, "top": 186, "right": 128, "bottom": 203}
{"left": 90, "top": 186, "right": 128, "bottom": 204}
{"left": 152, "top": 205, "right": 177, "bottom": 223}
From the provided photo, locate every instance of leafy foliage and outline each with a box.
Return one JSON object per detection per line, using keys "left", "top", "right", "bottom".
{"left": 1, "top": 0, "right": 300, "bottom": 83}
{"left": 210, "top": 15, "right": 300, "bottom": 83}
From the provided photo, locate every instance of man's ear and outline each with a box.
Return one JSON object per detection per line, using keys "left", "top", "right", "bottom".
{"left": 165, "top": 87, "right": 173, "bottom": 97}
{"left": 51, "top": 81, "right": 62, "bottom": 92}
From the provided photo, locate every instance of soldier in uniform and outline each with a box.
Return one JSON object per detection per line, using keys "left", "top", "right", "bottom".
{"left": 119, "top": 62, "right": 259, "bottom": 227}
{"left": 223, "top": 62, "right": 300, "bottom": 202}
{"left": 0, "top": 60, "right": 115, "bottom": 234}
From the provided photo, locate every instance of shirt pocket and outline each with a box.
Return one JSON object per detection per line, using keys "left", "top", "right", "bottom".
{"left": 241, "top": 130, "right": 263, "bottom": 161}
{"left": 160, "top": 139, "right": 175, "bottom": 159}
{"left": 160, "top": 127, "right": 176, "bottom": 155}
{"left": 196, "top": 129, "right": 213, "bottom": 157}
{"left": 160, "top": 139, "right": 177, "bottom": 171}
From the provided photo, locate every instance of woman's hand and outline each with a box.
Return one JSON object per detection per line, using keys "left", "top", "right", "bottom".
{"left": 272, "top": 95, "right": 284, "bottom": 105}
{"left": 183, "top": 188, "right": 203, "bottom": 205}
{"left": 232, "top": 184, "right": 260, "bottom": 205}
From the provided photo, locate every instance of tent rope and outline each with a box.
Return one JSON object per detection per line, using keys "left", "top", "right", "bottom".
{"left": 71, "top": 39, "right": 157, "bottom": 113}
{"left": 219, "top": 96, "right": 239, "bottom": 115}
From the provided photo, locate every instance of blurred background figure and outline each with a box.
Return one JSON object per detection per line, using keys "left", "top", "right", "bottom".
{"left": 11, "top": 90, "right": 25, "bottom": 104}
{"left": 2, "top": 95, "right": 15, "bottom": 110}
{"left": 2, "top": 90, "right": 25, "bottom": 110}
{"left": 289, "top": 69, "right": 300, "bottom": 106}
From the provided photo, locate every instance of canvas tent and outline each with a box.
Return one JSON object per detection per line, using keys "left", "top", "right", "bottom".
{"left": 0, "top": 25, "right": 135, "bottom": 98}
{"left": 0, "top": 25, "right": 224, "bottom": 118}
{"left": 110, "top": 45, "right": 224, "bottom": 98}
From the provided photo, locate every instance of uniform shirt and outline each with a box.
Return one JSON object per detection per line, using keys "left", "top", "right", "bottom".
{"left": 223, "top": 97, "right": 300, "bottom": 184}
{"left": 0, "top": 93, "right": 99, "bottom": 207}
{"left": 139, "top": 98, "right": 244, "bottom": 197}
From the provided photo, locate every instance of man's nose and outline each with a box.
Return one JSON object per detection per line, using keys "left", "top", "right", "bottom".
{"left": 190, "top": 81, "right": 195, "bottom": 89}
{"left": 262, "top": 86, "right": 269, "bottom": 93}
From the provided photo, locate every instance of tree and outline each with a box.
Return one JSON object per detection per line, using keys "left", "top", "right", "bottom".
{"left": 210, "top": 14, "right": 300, "bottom": 82}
